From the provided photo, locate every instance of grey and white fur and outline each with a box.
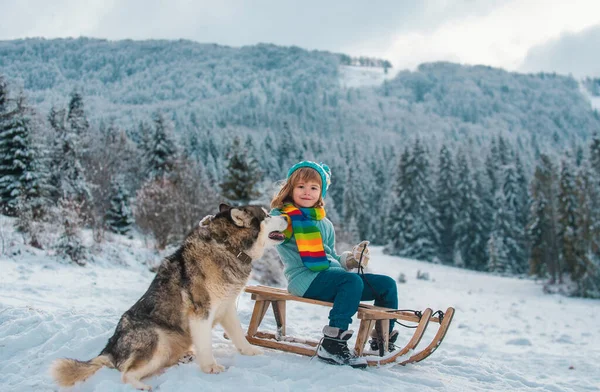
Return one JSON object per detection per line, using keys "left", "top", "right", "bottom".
{"left": 50, "top": 204, "right": 287, "bottom": 390}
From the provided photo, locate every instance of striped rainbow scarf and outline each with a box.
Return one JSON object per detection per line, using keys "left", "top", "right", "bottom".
{"left": 281, "top": 203, "right": 329, "bottom": 272}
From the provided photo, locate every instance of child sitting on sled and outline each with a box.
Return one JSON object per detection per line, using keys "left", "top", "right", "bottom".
{"left": 270, "top": 161, "right": 399, "bottom": 368}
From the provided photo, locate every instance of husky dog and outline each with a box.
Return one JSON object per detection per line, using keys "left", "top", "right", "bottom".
{"left": 51, "top": 204, "right": 287, "bottom": 390}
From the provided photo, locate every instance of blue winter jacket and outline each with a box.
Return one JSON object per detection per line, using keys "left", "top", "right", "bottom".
{"left": 270, "top": 208, "right": 350, "bottom": 296}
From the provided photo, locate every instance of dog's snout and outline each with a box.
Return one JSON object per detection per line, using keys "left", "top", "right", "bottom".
{"left": 276, "top": 215, "right": 288, "bottom": 230}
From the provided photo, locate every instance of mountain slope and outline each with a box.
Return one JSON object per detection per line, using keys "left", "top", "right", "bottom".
{"left": 1, "top": 38, "right": 598, "bottom": 149}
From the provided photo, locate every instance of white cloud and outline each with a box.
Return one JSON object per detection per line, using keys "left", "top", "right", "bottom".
{"left": 1, "top": 0, "right": 118, "bottom": 39}
{"left": 383, "top": 0, "right": 600, "bottom": 72}
{"left": 520, "top": 24, "right": 600, "bottom": 77}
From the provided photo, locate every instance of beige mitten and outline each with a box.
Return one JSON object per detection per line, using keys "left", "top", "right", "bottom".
{"left": 345, "top": 241, "right": 370, "bottom": 270}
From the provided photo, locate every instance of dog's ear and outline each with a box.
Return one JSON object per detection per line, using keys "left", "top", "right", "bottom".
{"left": 230, "top": 208, "right": 252, "bottom": 228}
{"left": 219, "top": 203, "right": 231, "bottom": 213}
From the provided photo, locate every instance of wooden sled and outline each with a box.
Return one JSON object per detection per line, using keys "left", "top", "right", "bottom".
{"left": 244, "top": 285, "right": 454, "bottom": 367}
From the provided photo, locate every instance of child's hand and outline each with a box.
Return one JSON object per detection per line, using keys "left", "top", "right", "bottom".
{"left": 346, "top": 241, "right": 370, "bottom": 270}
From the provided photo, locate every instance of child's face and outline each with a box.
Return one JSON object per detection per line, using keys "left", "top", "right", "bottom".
{"left": 292, "top": 180, "right": 321, "bottom": 208}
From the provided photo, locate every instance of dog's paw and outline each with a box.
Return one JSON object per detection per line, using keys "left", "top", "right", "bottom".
{"left": 238, "top": 345, "right": 264, "bottom": 356}
{"left": 200, "top": 362, "right": 225, "bottom": 374}
{"left": 178, "top": 351, "right": 195, "bottom": 364}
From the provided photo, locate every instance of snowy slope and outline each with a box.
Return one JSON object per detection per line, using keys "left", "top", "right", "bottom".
{"left": 579, "top": 81, "right": 600, "bottom": 111}
{"left": 1, "top": 237, "right": 599, "bottom": 391}
{"left": 339, "top": 65, "right": 396, "bottom": 88}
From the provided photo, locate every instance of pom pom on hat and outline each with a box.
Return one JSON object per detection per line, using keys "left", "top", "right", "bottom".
{"left": 287, "top": 161, "right": 331, "bottom": 198}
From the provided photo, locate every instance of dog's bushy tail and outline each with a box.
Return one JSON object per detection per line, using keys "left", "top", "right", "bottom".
{"left": 50, "top": 355, "right": 113, "bottom": 387}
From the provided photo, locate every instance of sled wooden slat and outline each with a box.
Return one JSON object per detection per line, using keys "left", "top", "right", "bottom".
{"left": 254, "top": 331, "right": 320, "bottom": 347}
{"left": 399, "top": 307, "right": 455, "bottom": 365}
{"left": 244, "top": 285, "right": 454, "bottom": 365}
{"left": 251, "top": 293, "right": 333, "bottom": 308}
{"left": 247, "top": 299, "right": 270, "bottom": 337}
{"left": 365, "top": 308, "right": 432, "bottom": 366}
{"left": 353, "top": 319, "right": 374, "bottom": 356}
{"left": 246, "top": 285, "right": 442, "bottom": 324}
{"left": 246, "top": 336, "right": 317, "bottom": 357}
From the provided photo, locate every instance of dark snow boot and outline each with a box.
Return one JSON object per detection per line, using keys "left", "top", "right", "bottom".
{"left": 369, "top": 329, "right": 400, "bottom": 353}
{"left": 317, "top": 326, "right": 368, "bottom": 369}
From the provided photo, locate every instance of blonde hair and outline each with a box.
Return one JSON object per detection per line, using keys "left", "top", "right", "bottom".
{"left": 270, "top": 167, "right": 325, "bottom": 209}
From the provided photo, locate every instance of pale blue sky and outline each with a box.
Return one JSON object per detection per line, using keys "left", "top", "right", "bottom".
{"left": 1, "top": 0, "right": 599, "bottom": 77}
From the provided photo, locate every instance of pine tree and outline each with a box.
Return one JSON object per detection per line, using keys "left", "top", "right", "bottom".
{"left": 528, "top": 198, "right": 547, "bottom": 278}
{"left": 500, "top": 163, "right": 527, "bottom": 273}
{"left": 472, "top": 164, "right": 493, "bottom": 270}
{"left": 480, "top": 142, "right": 498, "bottom": 241}
{"left": 497, "top": 136, "right": 510, "bottom": 167}
{"left": 557, "top": 156, "right": 581, "bottom": 278}
{"left": 590, "top": 134, "right": 600, "bottom": 177}
{"left": 528, "top": 154, "right": 560, "bottom": 282}
{"left": 0, "top": 75, "right": 14, "bottom": 130}
{"left": 66, "top": 91, "right": 94, "bottom": 174}
{"left": 345, "top": 215, "right": 360, "bottom": 245}
{"left": 262, "top": 131, "right": 281, "bottom": 180}
{"left": 184, "top": 129, "right": 201, "bottom": 164}
{"left": 105, "top": 177, "right": 134, "bottom": 235}
{"left": 0, "top": 76, "right": 16, "bottom": 214}
{"left": 367, "top": 152, "right": 389, "bottom": 243}
{"left": 454, "top": 151, "right": 487, "bottom": 270}
{"left": 434, "top": 144, "right": 457, "bottom": 264}
{"left": 487, "top": 190, "right": 521, "bottom": 274}
{"left": 411, "top": 140, "right": 440, "bottom": 261}
{"left": 48, "top": 103, "right": 92, "bottom": 207}
{"left": 276, "top": 123, "right": 300, "bottom": 171}
{"left": 589, "top": 134, "right": 600, "bottom": 257}
{"left": 67, "top": 91, "right": 90, "bottom": 136}
{"left": 386, "top": 147, "right": 411, "bottom": 253}
{"left": 205, "top": 152, "right": 219, "bottom": 184}
{"left": 86, "top": 122, "right": 140, "bottom": 224}
{"left": 220, "top": 136, "right": 261, "bottom": 204}
{"left": 55, "top": 198, "right": 87, "bottom": 265}
{"left": 485, "top": 138, "right": 499, "bottom": 202}
{"left": 386, "top": 140, "right": 439, "bottom": 262}
{"left": 514, "top": 154, "right": 530, "bottom": 238}
{"left": 47, "top": 106, "right": 66, "bottom": 201}
{"left": 357, "top": 153, "right": 382, "bottom": 242}
{"left": 146, "top": 112, "right": 177, "bottom": 179}
{"left": 573, "top": 163, "right": 600, "bottom": 298}
{"left": 342, "top": 164, "right": 367, "bottom": 240}
{"left": 0, "top": 93, "right": 49, "bottom": 216}
{"left": 568, "top": 138, "right": 600, "bottom": 297}
{"left": 487, "top": 232, "right": 509, "bottom": 274}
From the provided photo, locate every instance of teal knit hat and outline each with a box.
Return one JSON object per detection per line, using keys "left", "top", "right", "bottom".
{"left": 287, "top": 161, "right": 332, "bottom": 198}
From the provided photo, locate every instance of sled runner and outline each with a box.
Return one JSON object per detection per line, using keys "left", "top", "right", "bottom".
{"left": 243, "top": 285, "right": 454, "bottom": 366}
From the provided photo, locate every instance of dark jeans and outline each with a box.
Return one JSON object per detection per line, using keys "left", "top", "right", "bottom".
{"left": 303, "top": 268, "right": 398, "bottom": 332}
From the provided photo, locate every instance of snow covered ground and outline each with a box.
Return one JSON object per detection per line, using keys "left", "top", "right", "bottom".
{"left": 589, "top": 96, "right": 600, "bottom": 111}
{"left": 579, "top": 81, "right": 600, "bottom": 111}
{"left": 1, "top": 231, "right": 600, "bottom": 392}
{"left": 339, "top": 65, "right": 396, "bottom": 88}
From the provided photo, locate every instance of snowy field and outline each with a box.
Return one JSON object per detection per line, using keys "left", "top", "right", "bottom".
{"left": 1, "top": 231, "right": 600, "bottom": 392}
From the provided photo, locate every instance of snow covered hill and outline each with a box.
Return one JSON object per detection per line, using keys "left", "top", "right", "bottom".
{"left": 1, "top": 231, "right": 599, "bottom": 392}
